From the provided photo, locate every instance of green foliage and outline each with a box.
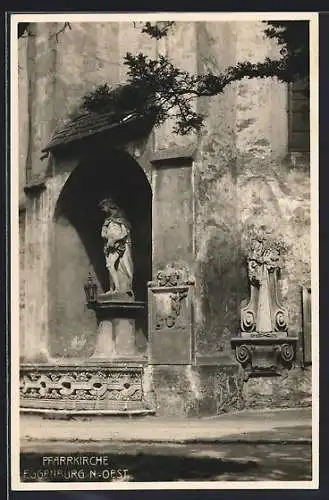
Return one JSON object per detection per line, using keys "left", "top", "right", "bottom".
{"left": 122, "top": 20, "right": 309, "bottom": 135}
{"left": 18, "top": 23, "right": 30, "bottom": 38}
{"left": 141, "top": 21, "right": 175, "bottom": 39}
{"left": 81, "top": 82, "right": 150, "bottom": 115}
{"left": 263, "top": 21, "right": 309, "bottom": 81}
{"left": 110, "top": 20, "right": 309, "bottom": 135}
{"left": 124, "top": 21, "right": 309, "bottom": 135}
{"left": 19, "top": 20, "right": 309, "bottom": 136}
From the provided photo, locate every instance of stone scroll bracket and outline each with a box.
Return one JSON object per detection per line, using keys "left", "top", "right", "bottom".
{"left": 231, "top": 337, "right": 298, "bottom": 381}
{"left": 231, "top": 234, "right": 298, "bottom": 379}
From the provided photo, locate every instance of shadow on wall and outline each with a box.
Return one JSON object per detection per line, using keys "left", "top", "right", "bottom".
{"left": 54, "top": 147, "right": 152, "bottom": 300}
{"left": 197, "top": 226, "right": 247, "bottom": 354}
{"left": 49, "top": 147, "right": 152, "bottom": 357}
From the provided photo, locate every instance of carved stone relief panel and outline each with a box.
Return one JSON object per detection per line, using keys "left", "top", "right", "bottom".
{"left": 148, "top": 264, "right": 195, "bottom": 364}
{"left": 19, "top": 364, "right": 151, "bottom": 412}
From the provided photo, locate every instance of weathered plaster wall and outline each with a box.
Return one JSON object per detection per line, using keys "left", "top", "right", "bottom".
{"left": 22, "top": 180, "right": 59, "bottom": 361}
{"left": 148, "top": 364, "right": 243, "bottom": 417}
{"left": 194, "top": 21, "right": 310, "bottom": 343}
{"left": 152, "top": 164, "right": 193, "bottom": 272}
{"left": 194, "top": 21, "right": 241, "bottom": 359}
{"left": 18, "top": 37, "right": 28, "bottom": 345}
{"left": 152, "top": 21, "right": 198, "bottom": 153}
{"left": 18, "top": 21, "right": 311, "bottom": 411}
{"left": 54, "top": 23, "right": 120, "bottom": 122}
{"left": 18, "top": 36, "right": 29, "bottom": 207}
{"left": 148, "top": 23, "right": 198, "bottom": 275}
{"left": 49, "top": 216, "right": 97, "bottom": 358}
{"left": 193, "top": 21, "right": 311, "bottom": 405}
{"left": 242, "top": 367, "right": 312, "bottom": 409}
{"left": 19, "top": 210, "right": 25, "bottom": 355}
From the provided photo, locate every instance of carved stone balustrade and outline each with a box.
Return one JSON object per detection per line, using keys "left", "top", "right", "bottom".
{"left": 20, "top": 362, "right": 154, "bottom": 414}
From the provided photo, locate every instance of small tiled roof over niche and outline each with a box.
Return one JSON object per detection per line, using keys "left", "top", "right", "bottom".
{"left": 42, "top": 83, "right": 155, "bottom": 154}
{"left": 42, "top": 110, "right": 141, "bottom": 153}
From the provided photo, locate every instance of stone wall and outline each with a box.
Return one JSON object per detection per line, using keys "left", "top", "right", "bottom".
{"left": 19, "top": 209, "right": 25, "bottom": 354}
{"left": 145, "top": 364, "right": 244, "bottom": 418}
{"left": 242, "top": 367, "right": 312, "bottom": 409}
{"left": 194, "top": 24, "right": 311, "bottom": 347}
{"left": 145, "top": 364, "right": 311, "bottom": 417}
{"left": 18, "top": 36, "right": 28, "bottom": 208}
{"left": 19, "top": 22, "right": 157, "bottom": 186}
{"left": 18, "top": 21, "right": 312, "bottom": 412}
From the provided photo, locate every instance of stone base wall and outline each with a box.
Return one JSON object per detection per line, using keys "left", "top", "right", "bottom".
{"left": 144, "top": 364, "right": 312, "bottom": 417}
{"left": 242, "top": 366, "right": 312, "bottom": 409}
{"left": 144, "top": 364, "right": 244, "bottom": 418}
{"left": 19, "top": 361, "right": 312, "bottom": 416}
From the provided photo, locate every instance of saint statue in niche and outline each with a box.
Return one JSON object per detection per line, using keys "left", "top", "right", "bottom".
{"left": 99, "top": 198, "right": 134, "bottom": 297}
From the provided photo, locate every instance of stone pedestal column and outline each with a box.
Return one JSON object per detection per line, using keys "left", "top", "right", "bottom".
{"left": 91, "top": 320, "right": 115, "bottom": 359}
{"left": 113, "top": 318, "right": 136, "bottom": 358}
{"left": 91, "top": 318, "right": 137, "bottom": 360}
{"left": 88, "top": 296, "right": 145, "bottom": 361}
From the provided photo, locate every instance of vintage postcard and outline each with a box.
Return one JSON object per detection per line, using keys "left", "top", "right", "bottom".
{"left": 10, "top": 11, "right": 319, "bottom": 490}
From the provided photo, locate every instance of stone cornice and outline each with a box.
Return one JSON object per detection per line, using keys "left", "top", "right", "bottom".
{"left": 150, "top": 145, "right": 196, "bottom": 166}
{"left": 24, "top": 177, "right": 46, "bottom": 195}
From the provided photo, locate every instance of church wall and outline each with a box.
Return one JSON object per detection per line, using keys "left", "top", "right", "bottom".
{"left": 18, "top": 35, "right": 29, "bottom": 347}
{"left": 19, "top": 210, "right": 25, "bottom": 355}
{"left": 18, "top": 20, "right": 312, "bottom": 414}
{"left": 193, "top": 21, "right": 311, "bottom": 408}
{"left": 18, "top": 35, "right": 29, "bottom": 208}
{"left": 152, "top": 163, "right": 194, "bottom": 272}
{"left": 194, "top": 22, "right": 239, "bottom": 361}
{"left": 48, "top": 216, "right": 97, "bottom": 358}
{"left": 149, "top": 22, "right": 198, "bottom": 275}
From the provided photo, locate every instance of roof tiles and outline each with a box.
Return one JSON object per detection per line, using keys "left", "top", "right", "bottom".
{"left": 42, "top": 109, "right": 139, "bottom": 153}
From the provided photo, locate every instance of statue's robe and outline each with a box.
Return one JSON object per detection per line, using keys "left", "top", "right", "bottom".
{"left": 101, "top": 215, "right": 133, "bottom": 294}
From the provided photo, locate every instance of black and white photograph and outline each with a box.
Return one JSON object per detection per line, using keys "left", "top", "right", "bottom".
{"left": 10, "top": 12, "right": 319, "bottom": 490}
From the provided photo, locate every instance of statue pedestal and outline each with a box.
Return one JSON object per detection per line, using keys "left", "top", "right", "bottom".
{"left": 231, "top": 235, "right": 296, "bottom": 381}
{"left": 19, "top": 291, "right": 153, "bottom": 416}
{"left": 92, "top": 319, "right": 115, "bottom": 359}
{"left": 231, "top": 333, "right": 298, "bottom": 380}
{"left": 88, "top": 293, "right": 145, "bottom": 361}
{"left": 113, "top": 318, "right": 135, "bottom": 357}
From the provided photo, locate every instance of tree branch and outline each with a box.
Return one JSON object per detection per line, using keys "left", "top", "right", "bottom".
{"left": 18, "top": 22, "right": 72, "bottom": 40}
{"left": 19, "top": 19, "right": 308, "bottom": 137}
{"left": 49, "top": 22, "right": 72, "bottom": 41}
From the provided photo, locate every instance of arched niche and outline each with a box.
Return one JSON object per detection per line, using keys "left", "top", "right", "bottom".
{"left": 48, "top": 148, "right": 152, "bottom": 359}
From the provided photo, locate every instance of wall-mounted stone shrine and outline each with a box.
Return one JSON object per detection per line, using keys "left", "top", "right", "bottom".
{"left": 231, "top": 234, "right": 298, "bottom": 380}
